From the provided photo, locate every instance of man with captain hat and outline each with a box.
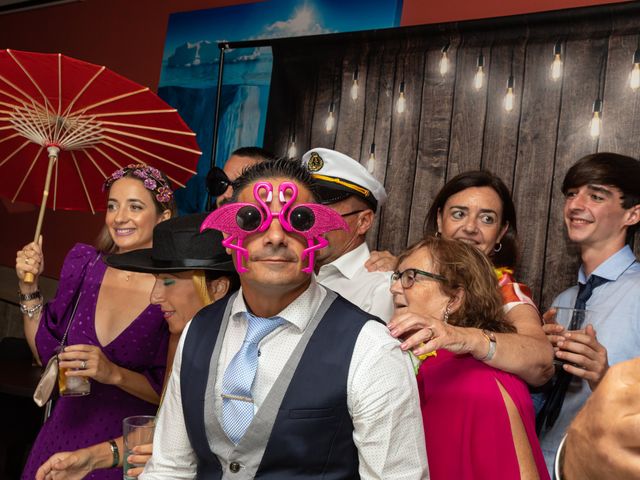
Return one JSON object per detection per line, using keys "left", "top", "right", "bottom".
{"left": 302, "top": 148, "right": 394, "bottom": 322}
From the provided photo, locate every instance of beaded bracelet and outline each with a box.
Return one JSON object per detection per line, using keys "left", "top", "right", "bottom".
{"left": 18, "top": 289, "right": 41, "bottom": 302}
{"left": 19, "top": 302, "right": 42, "bottom": 319}
{"left": 108, "top": 439, "right": 120, "bottom": 468}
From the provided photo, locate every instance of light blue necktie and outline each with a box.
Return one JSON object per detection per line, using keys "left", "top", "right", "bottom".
{"left": 221, "top": 312, "right": 284, "bottom": 444}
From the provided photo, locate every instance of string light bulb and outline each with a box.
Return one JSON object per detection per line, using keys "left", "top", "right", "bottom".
{"left": 287, "top": 134, "right": 297, "bottom": 158}
{"left": 551, "top": 42, "right": 563, "bottom": 81}
{"left": 504, "top": 75, "right": 515, "bottom": 112}
{"left": 474, "top": 53, "right": 485, "bottom": 90}
{"left": 630, "top": 49, "right": 640, "bottom": 90}
{"left": 325, "top": 103, "right": 335, "bottom": 132}
{"left": 590, "top": 99, "right": 602, "bottom": 137}
{"left": 439, "top": 44, "right": 450, "bottom": 76}
{"left": 367, "top": 143, "right": 376, "bottom": 173}
{"left": 350, "top": 68, "right": 359, "bottom": 101}
{"left": 396, "top": 81, "right": 406, "bottom": 114}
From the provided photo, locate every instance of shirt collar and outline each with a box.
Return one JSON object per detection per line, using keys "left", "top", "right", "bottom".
{"left": 578, "top": 244, "right": 637, "bottom": 284}
{"left": 319, "top": 242, "right": 370, "bottom": 280}
{"left": 230, "top": 277, "right": 325, "bottom": 332}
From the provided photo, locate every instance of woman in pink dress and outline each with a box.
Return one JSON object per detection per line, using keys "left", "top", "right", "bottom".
{"left": 390, "top": 237, "right": 549, "bottom": 480}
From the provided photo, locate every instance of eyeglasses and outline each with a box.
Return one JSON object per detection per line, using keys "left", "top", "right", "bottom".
{"left": 391, "top": 268, "right": 446, "bottom": 288}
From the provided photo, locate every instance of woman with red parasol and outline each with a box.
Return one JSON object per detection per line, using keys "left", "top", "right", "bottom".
{"left": 16, "top": 164, "right": 176, "bottom": 480}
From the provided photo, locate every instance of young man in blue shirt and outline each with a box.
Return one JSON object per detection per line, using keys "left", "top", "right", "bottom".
{"left": 539, "top": 152, "right": 640, "bottom": 475}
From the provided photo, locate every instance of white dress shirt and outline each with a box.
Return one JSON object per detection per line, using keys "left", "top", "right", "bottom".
{"left": 317, "top": 242, "right": 394, "bottom": 323}
{"left": 141, "top": 279, "right": 428, "bottom": 480}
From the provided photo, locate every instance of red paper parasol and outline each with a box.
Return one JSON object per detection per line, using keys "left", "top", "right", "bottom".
{"left": 0, "top": 49, "right": 201, "bottom": 239}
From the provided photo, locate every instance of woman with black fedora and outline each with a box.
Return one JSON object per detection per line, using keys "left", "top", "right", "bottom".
{"left": 35, "top": 213, "right": 239, "bottom": 480}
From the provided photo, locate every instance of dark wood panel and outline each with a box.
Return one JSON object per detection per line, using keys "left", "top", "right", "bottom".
{"left": 263, "top": 5, "right": 640, "bottom": 301}
{"left": 512, "top": 40, "right": 564, "bottom": 303}
{"left": 378, "top": 40, "right": 427, "bottom": 253}
{"left": 407, "top": 40, "right": 458, "bottom": 245}
{"left": 481, "top": 40, "right": 526, "bottom": 185}
{"left": 363, "top": 42, "right": 398, "bottom": 249}
{"left": 541, "top": 36, "right": 609, "bottom": 309}
{"left": 334, "top": 46, "right": 369, "bottom": 160}
{"left": 309, "top": 55, "right": 341, "bottom": 150}
{"left": 447, "top": 40, "right": 487, "bottom": 178}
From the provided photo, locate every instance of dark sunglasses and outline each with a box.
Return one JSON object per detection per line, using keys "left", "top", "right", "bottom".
{"left": 391, "top": 268, "right": 446, "bottom": 288}
{"left": 206, "top": 166, "right": 234, "bottom": 197}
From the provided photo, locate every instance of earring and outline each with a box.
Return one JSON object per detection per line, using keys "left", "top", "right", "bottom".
{"left": 435, "top": 231, "right": 441, "bottom": 238}
{"left": 443, "top": 304, "right": 451, "bottom": 324}
{"left": 493, "top": 242, "right": 502, "bottom": 253}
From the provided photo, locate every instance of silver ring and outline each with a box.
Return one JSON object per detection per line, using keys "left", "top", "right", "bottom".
{"left": 81, "top": 360, "right": 87, "bottom": 370}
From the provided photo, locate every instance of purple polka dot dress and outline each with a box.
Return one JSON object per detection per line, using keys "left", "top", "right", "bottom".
{"left": 21, "top": 244, "right": 169, "bottom": 480}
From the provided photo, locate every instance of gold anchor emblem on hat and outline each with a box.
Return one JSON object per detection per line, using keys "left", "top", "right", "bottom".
{"left": 307, "top": 152, "right": 324, "bottom": 172}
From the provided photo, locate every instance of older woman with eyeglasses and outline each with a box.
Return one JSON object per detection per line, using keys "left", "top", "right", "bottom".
{"left": 390, "top": 237, "right": 548, "bottom": 480}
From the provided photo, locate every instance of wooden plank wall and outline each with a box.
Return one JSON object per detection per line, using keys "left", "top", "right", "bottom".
{"left": 263, "top": 4, "right": 640, "bottom": 309}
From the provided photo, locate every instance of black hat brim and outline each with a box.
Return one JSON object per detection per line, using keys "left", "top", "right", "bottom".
{"left": 105, "top": 249, "right": 236, "bottom": 274}
{"left": 313, "top": 180, "right": 377, "bottom": 211}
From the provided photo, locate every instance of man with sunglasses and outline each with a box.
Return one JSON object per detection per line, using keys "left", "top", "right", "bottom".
{"left": 141, "top": 159, "right": 428, "bottom": 480}
{"left": 207, "top": 147, "right": 276, "bottom": 208}
{"left": 301, "top": 148, "right": 394, "bottom": 322}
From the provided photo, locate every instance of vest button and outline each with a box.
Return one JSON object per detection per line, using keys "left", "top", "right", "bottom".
{"left": 229, "top": 462, "right": 241, "bottom": 473}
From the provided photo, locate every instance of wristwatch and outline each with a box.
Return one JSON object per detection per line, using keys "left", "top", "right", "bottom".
{"left": 480, "top": 329, "right": 497, "bottom": 361}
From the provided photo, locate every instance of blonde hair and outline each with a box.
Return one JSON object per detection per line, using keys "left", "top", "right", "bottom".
{"left": 398, "top": 236, "right": 515, "bottom": 333}
{"left": 191, "top": 270, "right": 214, "bottom": 306}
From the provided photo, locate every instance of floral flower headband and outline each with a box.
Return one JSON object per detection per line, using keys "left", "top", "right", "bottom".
{"left": 103, "top": 164, "right": 174, "bottom": 205}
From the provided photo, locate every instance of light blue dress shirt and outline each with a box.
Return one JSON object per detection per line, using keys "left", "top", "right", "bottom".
{"left": 540, "top": 245, "right": 640, "bottom": 476}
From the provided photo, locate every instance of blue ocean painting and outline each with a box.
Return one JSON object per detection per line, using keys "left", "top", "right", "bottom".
{"left": 159, "top": 0, "right": 403, "bottom": 213}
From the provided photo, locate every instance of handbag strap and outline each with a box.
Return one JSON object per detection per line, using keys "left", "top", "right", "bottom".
{"left": 58, "top": 252, "right": 101, "bottom": 348}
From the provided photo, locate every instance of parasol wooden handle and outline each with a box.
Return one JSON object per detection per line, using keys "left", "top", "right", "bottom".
{"left": 24, "top": 147, "right": 58, "bottom": 284}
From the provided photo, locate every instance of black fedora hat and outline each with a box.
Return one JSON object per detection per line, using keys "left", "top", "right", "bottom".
{"left": 105, "top": 213, "right": 235, "bottom": 273}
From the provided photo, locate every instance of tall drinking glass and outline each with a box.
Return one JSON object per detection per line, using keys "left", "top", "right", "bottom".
{"left": 123, "top": 415, "right": 155, "bottom": 480}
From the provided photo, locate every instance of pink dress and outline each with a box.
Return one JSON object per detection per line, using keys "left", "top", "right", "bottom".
{"left": 417, "top": 350, "right": 549, "bottom": 480}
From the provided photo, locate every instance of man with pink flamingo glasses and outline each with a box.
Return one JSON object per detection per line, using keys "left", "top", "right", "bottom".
{"left": 141, "top": 159, "right": 428, "bottom": 479}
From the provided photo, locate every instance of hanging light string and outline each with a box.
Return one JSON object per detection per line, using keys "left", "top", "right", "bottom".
{"left": 590, "top": 45, "right": 609, "bottom": 138}
{"left": 351, "top": 65, "right": 360, "bottom": 101}
{"left": 396, "top": 54, "right": 407, "bottom": 114}
{"left": 504, "top": 48, "right": 515, "bottom": 112}
{"left": 439, "top": 42, "right": 450, "bottom": 76}
{"left": 325, "top": 60, "right": 338, "bottom": 133}
{"left": 367, "top": 50, "right": 384, "bottom": 173}
{"left": 286, "top": 96, "right": 298, "bottom": 158}
{"left": 551, "top": 41, "right": 563, "bottom": 80}
{"left": 474, "top": 50, "right": 485, "bottom": 90}
{"left": 630, "top": 34, "right": 640, "bottom": 90}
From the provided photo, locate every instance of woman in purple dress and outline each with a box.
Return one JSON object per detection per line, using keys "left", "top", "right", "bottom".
{"left": 16, "top": 164, "right": 176, "bottom": 480}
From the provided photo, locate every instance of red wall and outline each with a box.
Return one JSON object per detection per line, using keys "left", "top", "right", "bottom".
{"left": 401, "top": 0, "right": 628, "bottom": 25}
{"left": 0, "top": 0, "right": 628, "bottom": 276}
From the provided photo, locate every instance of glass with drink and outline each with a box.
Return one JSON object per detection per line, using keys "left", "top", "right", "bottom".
{"left": 56, "top": 346, "right": 91, "bottom": 397}
{"left": 123, "top": 415, "right": 156, "bottom": 480}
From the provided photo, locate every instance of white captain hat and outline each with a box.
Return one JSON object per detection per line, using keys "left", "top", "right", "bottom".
{"left": 301, "top": 148, "right": 387, "bottom": 212}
